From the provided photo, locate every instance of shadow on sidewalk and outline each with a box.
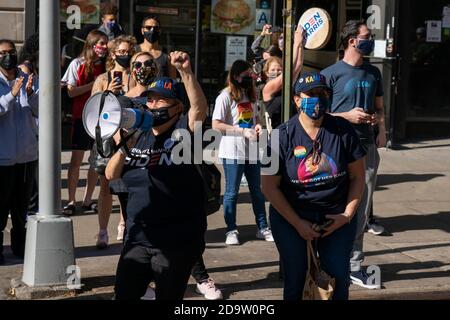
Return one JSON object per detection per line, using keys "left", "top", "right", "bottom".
{"left": 205, "top": 224, "right": 261, "bottom": 245}
{"left": 376, "top": 174, "right": 445, "bottom": 191}
{"left": 75, "top": 243, "right": 123, "bottom": 259}
{"left": 378, "top": 261, "right": 450, "bottom": 283}
{"left": 366, "top": 242, "right": 450, "bottom": 257}
{"left": 378, "top": 212, "right": 450, "bottom": 234}
{"left": 184, "top": 271, "right": 282, "bottom": 300}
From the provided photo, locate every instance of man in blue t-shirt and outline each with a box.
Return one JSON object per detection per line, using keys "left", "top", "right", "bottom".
{"left": 321, "top": 20, "right": 386, "bottom": 290}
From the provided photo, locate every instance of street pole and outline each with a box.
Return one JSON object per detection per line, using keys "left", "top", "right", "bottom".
{"left": 282, "top": 0, "right": 294, "bottom": 122}
{"left": 22, "top": 0, "right": 75, "bottom": 288}
{"left": 194, "top": 0, "right": 202, "bottom": 79}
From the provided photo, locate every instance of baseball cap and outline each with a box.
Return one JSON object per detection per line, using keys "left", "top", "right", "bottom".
{"left": 294, "top": 72, "right": 329, "bottom": 95}
{"left": 142, "top": 77, "right": 181, "bottom": 100}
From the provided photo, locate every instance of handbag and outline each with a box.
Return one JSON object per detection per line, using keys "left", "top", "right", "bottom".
{"left": 302, "top": 240, "right": 336, "bottom": 300}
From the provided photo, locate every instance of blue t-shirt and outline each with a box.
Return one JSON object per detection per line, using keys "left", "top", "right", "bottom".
{"left": 321, "top": 60, "right": 384, "bottom": 144}
{"left": 267, "top": 114, "right": 366, "bottom": 219}
{"left": 121, "top": 115, "right": 206, "bottom": 249}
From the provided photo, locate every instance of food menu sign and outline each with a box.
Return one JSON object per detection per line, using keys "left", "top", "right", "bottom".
{"left": 211, "top": 0, "right": 255, "bottom": 35}
{"left": 60, "top": 0, "right": 101, "bottom": 25}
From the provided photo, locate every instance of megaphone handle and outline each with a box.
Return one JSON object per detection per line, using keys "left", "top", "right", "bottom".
{"left": 95, "top": 91, "right": 113, "bottom": 158}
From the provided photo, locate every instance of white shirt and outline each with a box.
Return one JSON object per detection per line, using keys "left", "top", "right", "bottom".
{"left": 212, "top": 89, "right": 259, "bottom": 161}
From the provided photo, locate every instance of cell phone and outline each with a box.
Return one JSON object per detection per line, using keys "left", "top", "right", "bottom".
{"left": 113, "top": 71, "right": 123, "bottom": 84}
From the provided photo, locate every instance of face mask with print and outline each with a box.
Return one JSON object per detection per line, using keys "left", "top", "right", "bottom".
{"left": 356, "top": 39, "right": 375, "bottom": 56}
{"left": 0, "top": 54, "right": 17, "bottom": 71}
{"left": 93, "top": 44, "right": 108, "bottom": 58}
{"left": 300, "top": 97, "right": 330, "bottom": 120}
{"left": 134, "top": 66, "right": 156, "bottom": 86}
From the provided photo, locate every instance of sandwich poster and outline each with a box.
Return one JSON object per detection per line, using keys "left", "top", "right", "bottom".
{"left": 211, "top": 0, "right": 255, "bottom": 35}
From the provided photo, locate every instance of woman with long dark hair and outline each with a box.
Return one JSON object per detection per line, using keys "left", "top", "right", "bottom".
{"left": 212, "top": 59, "right": 273, "bottom": 246}
{"left": 61, "top": 30, "right": 108, "bottom": 217}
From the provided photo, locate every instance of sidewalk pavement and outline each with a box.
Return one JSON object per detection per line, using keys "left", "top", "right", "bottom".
{"left": 1, "top": 138, "right": 450, "bottom": 300}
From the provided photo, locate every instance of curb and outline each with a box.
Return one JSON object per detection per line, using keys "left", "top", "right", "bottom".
{"left": 350, "top": 285, "right": 450, "bottom": 300}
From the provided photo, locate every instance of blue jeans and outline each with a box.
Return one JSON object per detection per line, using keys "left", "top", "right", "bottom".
{"left": 222, "top": 159, "right": 268, "bottom": 232}
{"left": 270, "top": 207, "right": 357, "bottom": 300}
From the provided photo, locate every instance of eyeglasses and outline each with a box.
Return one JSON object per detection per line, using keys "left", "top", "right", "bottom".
{"left": 142, "top": 26, "right": 160, "bottom": 32}
{"left": 132, "top": 59, "right": 156, "bottom": 69}
{"left": 115, "top": 49, "right": 131, "bottom": 56}
{"left": 312, "top": 140, "right": 322, "bottom": 166}
{"left": 356, "top": 34, "right": 374, "bottom": 41}
{"left": 0, "top": 49, "right": 17, "bottom": 56}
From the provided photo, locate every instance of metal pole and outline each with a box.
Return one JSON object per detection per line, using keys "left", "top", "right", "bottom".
{"left": 21, "top": 0, "right": 75, "bottom": 288}
{"left": 282, "top": 0, "right": 294, "bottom": 122}
{"left": 194, "top": 0, "right": 202, "bottom": 79}
{"left": 39, "top": 0, "right": 61, "bottom": 216}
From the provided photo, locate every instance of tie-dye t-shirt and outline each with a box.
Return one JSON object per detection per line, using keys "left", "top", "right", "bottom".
{"left": 266, "top": 114, "right": 366, "bottom": 216}
{"left": 213, "top": 89, "right": 259, "bottom": 160}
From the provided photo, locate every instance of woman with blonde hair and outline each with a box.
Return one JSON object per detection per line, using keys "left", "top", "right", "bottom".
{"left": 90, "top": 35, "right": 138, "bottom": 249}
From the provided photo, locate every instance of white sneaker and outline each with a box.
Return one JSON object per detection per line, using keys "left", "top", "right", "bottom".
{"left": 117, "top": 223, "right": 125, "bottom": 241}
{"left": 367, "top": 219, "right": 385, "bottom": 235}
{"left": 96, "top": 230, "right": 109, "bottom": 249}
{"left": 196, "top": 278, "right": 223, "bottom": 300}
{"left": 256, "top": 228, "right": 274, "bottom": 242}
{"left": 141, "top": 287, "right": 156, "bottom": 300}
{"left": 225, "top": 230, "right": 240, "bottom": 245}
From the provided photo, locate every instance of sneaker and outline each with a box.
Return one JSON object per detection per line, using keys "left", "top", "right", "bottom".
{"left": 117, "top": 223, "right": 125, "bottom": 241}
{"left": 350, "top": 270, "right": 381, "bottom": 290}
{"left": 225, "top": 230, "right": 240, "bottom": 245}
{"left": 367, "top": 219, "right": 385, "bottom": 235}
{"left": 96, "top": 230, "right": 109, "bottom": 249}
{"left": 141, "top": 287, "right": 156, "bottom": 300}
{"left": 240, "top": 176, "right": 248, "bottom": 187}
{"left": 256, "top": 228, "right": 274, "bottom": 242}
{"left": 196, "top": 278, "right": 223, "bottom": 300}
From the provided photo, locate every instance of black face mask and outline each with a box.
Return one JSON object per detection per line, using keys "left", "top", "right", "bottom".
{"left": 149, "top": 103, "right": 180, "bottom": 127}
{"left": 239, "top": 76, "right": 254, "bottom": 89}
{"left": 0, "top": 54, "right": 18, "bottom": 71}
{"left": 144, "top": 30, "right": 161, "bottom": 44}
{"left": 115, "top": 55, "right": 131, "bottom": 69}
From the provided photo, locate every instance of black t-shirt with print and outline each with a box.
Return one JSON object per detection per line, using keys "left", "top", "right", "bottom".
{"left": 121, "top": 115, "right": 206, "bottom": 249}
{"left": 267, "top": 114, "right": 366, "bottom": 218}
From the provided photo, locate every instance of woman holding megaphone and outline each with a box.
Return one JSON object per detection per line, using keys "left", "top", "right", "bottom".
{"left": 105, "top": 51, "right": 209, "bottom": 300}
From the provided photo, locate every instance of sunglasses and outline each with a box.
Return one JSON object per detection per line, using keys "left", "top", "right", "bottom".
{"left": 312, "top": 140, "right": 322, "bottom": 166}
{"left": 132, "top": 60, "right": 155, "bottom": 69}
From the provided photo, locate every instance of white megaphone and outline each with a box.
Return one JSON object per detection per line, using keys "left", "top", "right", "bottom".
{"left": 82, "top": 91, "right": 153, "bottom": 141}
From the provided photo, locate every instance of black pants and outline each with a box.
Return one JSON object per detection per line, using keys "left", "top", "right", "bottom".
{"left": 114, "top": 242, "right": 204, "bottom": 300}
{"left": 116, "top": 192, "right": 210, "bottom": 286}
{"left": 0, "top": 161, "right": 37, "bottom": 257}
{"left": 191, "top": 254, "right": 209, "bottom": 283}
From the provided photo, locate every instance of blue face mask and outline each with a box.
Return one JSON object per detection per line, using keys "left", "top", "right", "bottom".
{"left": 300, "top": 97, "right": 329, "bottom": 120}
{"left": 356, "top": 39, "right": 375, "bottom": 55}
{"left": 107, "top": 21, "right": 118, "bottom": 32}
